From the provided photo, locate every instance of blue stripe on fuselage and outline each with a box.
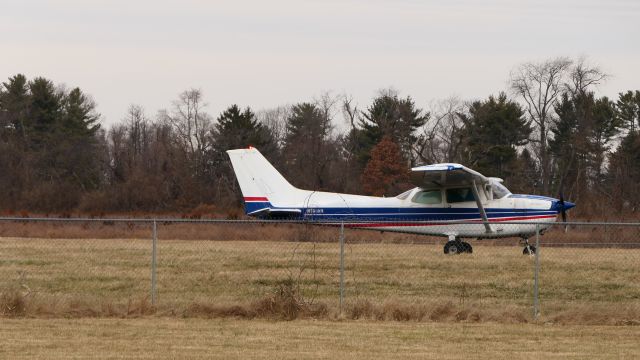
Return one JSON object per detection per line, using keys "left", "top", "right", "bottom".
{"left": 243, "top": 201, "right": 557, "bottom": 221}
{"left": 298, "top": 208, "right": 555, "bottom": 221}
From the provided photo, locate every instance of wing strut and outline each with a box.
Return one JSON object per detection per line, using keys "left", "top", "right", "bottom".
{"left": 472, "top": 180, "right": 493, "bottom": 233}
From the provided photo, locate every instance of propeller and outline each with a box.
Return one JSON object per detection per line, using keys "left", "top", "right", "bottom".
{"left": 558, "top": 189, "right": 568, "bottom": 232}
{"left": 559, "top": 191, "right": 567, "bottom": 223}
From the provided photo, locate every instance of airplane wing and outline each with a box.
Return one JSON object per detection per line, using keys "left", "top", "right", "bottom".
{"left": 410, "top": 163, "right": 490, "bottom": 188}
{"left": 411, "top": 163, "right": 493, "bottom": 233}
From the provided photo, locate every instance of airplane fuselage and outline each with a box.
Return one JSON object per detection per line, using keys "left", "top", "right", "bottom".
{"left": 244, "top": 187, "right": 564, "bottom": 240}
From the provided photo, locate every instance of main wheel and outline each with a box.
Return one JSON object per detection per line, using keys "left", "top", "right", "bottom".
{"left": 523, "top": 245, "right": 536, "bottom": 255}
{"left": 444, "top": 241, "right": 463, "bottom": 255}
{"left": 461, "top": 241, "right": 473, "bottom": 254}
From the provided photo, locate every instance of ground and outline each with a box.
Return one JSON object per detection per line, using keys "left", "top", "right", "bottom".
{"left": 1, "top": 237, "right": 638, "bottom": 323}
{"left": 1, "top": 226, "right": 639, "bottom": 358}
{"left": 2, "top": 318, "right": 639, "bottom": 359}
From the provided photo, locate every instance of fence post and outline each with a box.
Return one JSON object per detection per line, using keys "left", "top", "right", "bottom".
{"left": 339, "top": 221, "right": 345, "bottom": 314}
{"left": 533, "top": 223, "right": 540, "bottom": 319}
{"left": 151, "top": 219, "right": 158, "bottom": 306}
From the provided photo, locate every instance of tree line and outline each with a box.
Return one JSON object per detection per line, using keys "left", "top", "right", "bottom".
{"left": 1, "top": 57, "right": 639, "bottom": 218}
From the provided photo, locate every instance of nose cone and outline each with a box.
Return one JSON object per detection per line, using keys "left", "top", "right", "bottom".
{"left": 563, "top": 201, "right": 576, "bottom": 211}
{"left": 550, "top": 199, "right": 576, "bottom": 212}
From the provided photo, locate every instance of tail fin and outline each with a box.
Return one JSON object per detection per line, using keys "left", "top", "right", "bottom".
{"left": 226, "top": 148, "right": 298, "bottom": 213}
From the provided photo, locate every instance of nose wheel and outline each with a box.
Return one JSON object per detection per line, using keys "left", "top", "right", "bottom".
{"left": 521, "top": 237, "right": 536, "bottom": 255}
{"left": 444, "top": 236, "right": 472, "bottom": 254}
{"left": 523, "top": 245, "right": 536, "bottom": 255}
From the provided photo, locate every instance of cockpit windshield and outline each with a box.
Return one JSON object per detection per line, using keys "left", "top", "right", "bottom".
{"left": 490, "top": 180, "right": 511, "bottom": 199}
{"left": 396, "top": 189, "right": 413, "bottom": 200}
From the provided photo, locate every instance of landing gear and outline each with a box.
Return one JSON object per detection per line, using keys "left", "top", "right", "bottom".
{"left": 521, "top": 237, "right": 536, "bottom": 255}
{"left": 523, "top": 245, "right": 536, "bottom": 255}
{"left": 444, "top": 235, "right": 472, "bottom": 254}
{"left": 444, "top": 241, "right": 461, "bottom": 254}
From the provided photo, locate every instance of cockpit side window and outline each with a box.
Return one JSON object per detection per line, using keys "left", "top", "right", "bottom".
{"left": 411, "top": 190, "right": 442, "bottom": 205}
{"left": 446, "top": 188, "right": 475, "bottom": 203}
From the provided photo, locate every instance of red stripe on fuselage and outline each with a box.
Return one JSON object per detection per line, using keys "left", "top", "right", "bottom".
{"left": 244, "top": 197, "right": 269, "bottom": 202}
{"left": 344, "top": 214, "right": 557, "bottom": 228}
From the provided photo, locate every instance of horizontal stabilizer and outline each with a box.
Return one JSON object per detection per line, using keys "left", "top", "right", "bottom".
{"left": 247, "top": 207, "right": 302, "bottom": 219}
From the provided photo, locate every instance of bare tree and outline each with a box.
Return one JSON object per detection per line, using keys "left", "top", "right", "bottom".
{"left": 159, "top": 89, "right": 212, "bottom": 176}
{"left": 124, "top": 104, "right": 149, "bottom": 159}
{"left": 314, "top": 91, "right": 339, "bottom": 136}
{"left": 341, "top": 94, "right": 359, "bottom": 130}
{"left": 415, "top": 96, "right": 467, "bottom": 164}
{"left": 510, "top": 57, "right": 572, "bottom": 194}
{"left": 567, "top": 57, "right": 609, "bottom": 96}
{"left": 257, "top": 105, "right": 290, "bottom": 147}
{"left": 340, "top": 94, "right": 360, "bottom": 165}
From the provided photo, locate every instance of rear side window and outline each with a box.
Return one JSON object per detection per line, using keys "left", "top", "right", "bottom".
{"left": 411, "top": 190, "right": 442, "bottom": 205}
{"left": 446, "top": 188, "right": 475, "bottom": 203}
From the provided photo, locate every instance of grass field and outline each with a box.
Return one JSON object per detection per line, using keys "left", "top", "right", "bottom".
{"left": 1, "top": 318, "right": 639, "bottom": 359}
{"left": 1, "top": 235, "right": 638, "bottom": 324}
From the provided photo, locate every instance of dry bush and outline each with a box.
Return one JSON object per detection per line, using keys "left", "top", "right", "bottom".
{"left": 546, "top": 304, "right": 640, "bottom": 326}
{"left": 346, "top": 300, "right": 446, "bottom": 322}
{"left": 427, "top": 302, "right": 456, "bottom": 321}
{"left": 0, "top": 290, "right": 28, "bottom": 317}
{"left": 344, "top": 300, "right": 532, "bottom": 323}
{"left": 251, "top": 279, "right": 327, "bottom": 320}
{"left": 21, "top": 182, "right": 80, "bottom": 213}
{"left": 182, "top": 281, "right": 329, "bottom": 321}
{"left": 225, "top": 207, "right": 242, "bottom": 220}
{"left": 182, "top": 279, "right": 328, "bottom": 321}
{"left": 182, "top": 204, "right": 218, "bottom": 219}
{"left": 183, "top": 303, "right": 255, "bottom": 319}
{"left": 2, "top": 291, "right": 638, "bottom": 325}
{"left": 0, "top": 283, "right": 156, "bottom": 319}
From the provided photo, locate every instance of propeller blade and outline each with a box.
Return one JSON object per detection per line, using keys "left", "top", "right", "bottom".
{"left": 559, "top": 191, "right": 567, "bottom": 232}
{"left": 560, "top": 194, "right": 567, "bottom": 223}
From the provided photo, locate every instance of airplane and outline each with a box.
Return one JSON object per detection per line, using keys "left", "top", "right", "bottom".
{"left": 227, "top": 147, "right": 575, "bottom": 255}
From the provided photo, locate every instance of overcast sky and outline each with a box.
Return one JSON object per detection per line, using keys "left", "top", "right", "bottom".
{"left": 2, "top": 0, "right": 639, "bottom": 127}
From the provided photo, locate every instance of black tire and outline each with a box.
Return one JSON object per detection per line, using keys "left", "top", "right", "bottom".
{"left": 462, "top": 241, "right": 473, "bottom": 254}
{"left": 444, "top": 241, "right": 462, "bottom": 255}
{"left": 523, "top": 245, "right": 536, "bottom": 255}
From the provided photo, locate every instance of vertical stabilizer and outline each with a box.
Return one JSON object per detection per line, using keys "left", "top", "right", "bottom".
{"left": 226, "top": 148, "right": 298, "bottom": 213}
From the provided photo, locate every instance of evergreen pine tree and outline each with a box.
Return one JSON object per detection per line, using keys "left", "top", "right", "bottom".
{"left": 615, "top": 90, "right": 640, "bottom": 133}
{"left": 62, "top": 88, "right": 101, "bottom": 137}
{"left": 213, "top": 104, "right": 274, "bottom": 152}
{"left": 282, "top": 102, "right": 334, "bottom": 189}
{"left": 0, "top": 74, "right": 30, "bottom": 140}
{"left": 349, "top": 93, "right": 428, "bottom": 168}
{"left": 460, "top": 92, "right": 531, "bottom": 179}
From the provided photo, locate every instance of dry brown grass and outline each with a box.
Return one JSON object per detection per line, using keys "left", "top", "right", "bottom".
{"left": 0, "top": 291, "right": 156, "bottom": 319}
{"left": 2, "top": 219, "right": 638, "bottom": 246}
{"left": 1, "top": 318, "right": 639, "bottom": 359}
{"left": 0, "top": 220, "right": 436, "bottom": 243}
{"left": 1, "top": 235, "right": 639, "bottom": 325}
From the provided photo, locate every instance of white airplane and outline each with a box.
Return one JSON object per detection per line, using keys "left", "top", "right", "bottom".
{"left": 227, "top": 147, "right": 575, "bottom": 255}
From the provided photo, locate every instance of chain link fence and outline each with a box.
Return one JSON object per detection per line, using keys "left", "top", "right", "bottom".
{"left": 0, "top": 218, "right": 638, "bottom": 323}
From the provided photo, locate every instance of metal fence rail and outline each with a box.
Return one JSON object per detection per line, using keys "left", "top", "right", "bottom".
{"left": 0, "top": 217, "right": 638, "bottom": 322}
